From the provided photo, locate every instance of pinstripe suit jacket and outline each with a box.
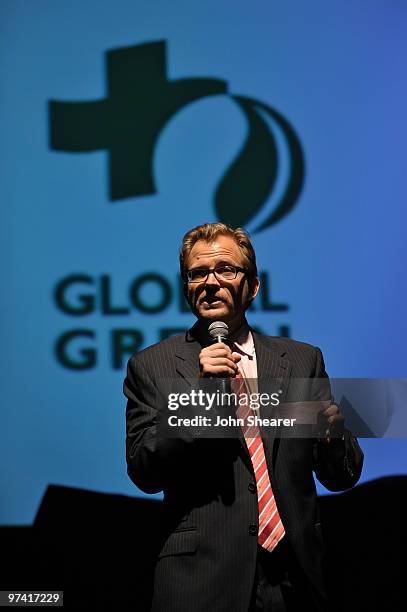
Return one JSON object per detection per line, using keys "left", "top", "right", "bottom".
{"left": 124, "top": 329, "right": 363, "bottom": 611}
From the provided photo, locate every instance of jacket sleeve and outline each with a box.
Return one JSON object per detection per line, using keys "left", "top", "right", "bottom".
{"left": 311, "top": 347, "right": 364, "bottom": 491}
{"left": 124, "top": 354, "right": 198, "bottom": 494}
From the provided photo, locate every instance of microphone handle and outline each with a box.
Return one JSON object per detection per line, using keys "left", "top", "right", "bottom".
{"left": 215, "top": 334, "right": 228, "bottom": 344}
{"left": 215, "top": 335, "right": 232, "bottom": 395}
{"left": 218, "top": 376, "right": 232, "bottom": 396}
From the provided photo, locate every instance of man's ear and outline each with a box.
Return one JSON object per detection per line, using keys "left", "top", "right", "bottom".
{"left": 250, "top": 276, "right": 260, "bottom": 301}
{"left": 183, "top": 282, "right": 191, "bottom": 305}
{"left": 245, "top": 276, "right": 260, "bottom": 308}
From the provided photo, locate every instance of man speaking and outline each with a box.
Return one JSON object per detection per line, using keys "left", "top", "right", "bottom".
{"left": 124, "top": 222, "right": 363, "bottom": 611}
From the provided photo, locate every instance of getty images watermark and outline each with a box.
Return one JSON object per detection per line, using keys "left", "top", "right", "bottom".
{"left": 157, "top": 378, "right": 407, "bottom": 438}
{"left": 166, "top": 389, "right": 296, "bottom": 429}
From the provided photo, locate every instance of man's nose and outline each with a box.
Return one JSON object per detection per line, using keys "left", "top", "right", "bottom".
{"left": 205, "top": 271, "right": 221, "bottom": 286}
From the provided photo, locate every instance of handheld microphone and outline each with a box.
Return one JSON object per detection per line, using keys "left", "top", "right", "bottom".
{"left": 207, "top": 321, "right": 232, "bottom": 396}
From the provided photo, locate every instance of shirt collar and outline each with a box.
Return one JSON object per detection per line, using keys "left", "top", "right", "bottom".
{"left": 231, "top": 322, "right": 255, "bottom": 358}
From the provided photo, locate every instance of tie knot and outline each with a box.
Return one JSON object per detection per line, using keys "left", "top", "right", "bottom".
{"left": 232, "top": 367, "right": 246, "bottom": 396}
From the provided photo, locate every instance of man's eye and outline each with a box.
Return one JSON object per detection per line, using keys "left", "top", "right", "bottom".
{"left": 191, "top": 269, "right": 208, "bottom": 280}
{"left": 216, "top": 266, "right": 236, "bottom": 278}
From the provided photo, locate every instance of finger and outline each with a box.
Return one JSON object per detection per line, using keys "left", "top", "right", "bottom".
{"left": 203, "top": 358, "right": 239, "bottom": 369}
{"left": 327, "top": 414, "right": 345, "bottom": 425}
{"left": 210, "top": 342, "right": 233, "bottom": 353}
{"left": 200, "top": 352, "right": 233, "bottom": 364}
{"left": 202, "top": 346, "right": 233, "bottom": 358}
{"left": 205, "top": 365, "right": 238, "bottom": 376}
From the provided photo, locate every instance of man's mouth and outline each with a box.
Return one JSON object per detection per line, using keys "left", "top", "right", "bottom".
{"left": 201, "top": 296, "right": 224, "bottom": 305}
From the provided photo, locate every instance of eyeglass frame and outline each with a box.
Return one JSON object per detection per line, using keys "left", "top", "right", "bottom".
{"left": 184, "top": 265, "right": 248, "bottom": 284}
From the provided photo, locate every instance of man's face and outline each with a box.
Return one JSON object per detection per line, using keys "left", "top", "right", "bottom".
{"left": 184, "top": 235, "right": 259, "bottom": 326}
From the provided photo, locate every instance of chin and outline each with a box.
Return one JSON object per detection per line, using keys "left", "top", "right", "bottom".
{"left": 199, "top": 306, "right": 230, "bottom": 320}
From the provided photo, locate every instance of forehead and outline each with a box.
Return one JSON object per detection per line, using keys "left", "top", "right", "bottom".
{"left": 187, "top": 235, "right": 244, "bottom": 267}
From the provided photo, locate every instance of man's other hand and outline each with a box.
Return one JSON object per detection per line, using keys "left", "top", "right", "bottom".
{"left": 320, "top": 403, "right": 345, "bottom": 443}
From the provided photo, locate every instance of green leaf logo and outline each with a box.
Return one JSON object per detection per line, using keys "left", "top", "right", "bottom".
{"left": 215, "top": 96, "right": 305, "bottom": 233}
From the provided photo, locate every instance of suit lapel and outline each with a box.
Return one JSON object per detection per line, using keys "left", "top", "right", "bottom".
{"left": 175, "top": 341, "right": 201, "bottom": 382}
{"left": 252, "top": 332, "right": 292, "bottom": 463}
{"left": 253, "top": 332, "right": 292, "bottom": 396}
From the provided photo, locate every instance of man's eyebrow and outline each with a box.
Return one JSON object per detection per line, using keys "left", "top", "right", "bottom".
{"left": 189, "top": 260, "right": 238, "bottom": 270}
{"left": 214, "top": 259, "right": 239, "bottom": 266}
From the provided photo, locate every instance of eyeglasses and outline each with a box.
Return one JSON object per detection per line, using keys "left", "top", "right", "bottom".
{"left": 185, "top": 265, "right": 247, "bottom": 283}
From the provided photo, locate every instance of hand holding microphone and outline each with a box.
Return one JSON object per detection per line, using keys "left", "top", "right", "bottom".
{"left": 198, "top": 322, "right": 241, "bottom": 378}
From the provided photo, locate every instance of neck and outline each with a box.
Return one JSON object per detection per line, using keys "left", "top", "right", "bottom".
{"left": 194, "top": 316, "right": 249, "bottom": 343}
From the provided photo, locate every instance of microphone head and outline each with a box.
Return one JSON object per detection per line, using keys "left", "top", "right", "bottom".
{"left": 208, "top": 321, "right": 229, "bottom": 343}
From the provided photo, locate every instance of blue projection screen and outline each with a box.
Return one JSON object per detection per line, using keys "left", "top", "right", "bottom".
{"left": 1, "top": 0, "right": 407, "bottom": 524}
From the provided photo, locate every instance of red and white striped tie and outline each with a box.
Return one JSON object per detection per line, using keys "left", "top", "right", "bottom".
{"left": 233, "top": 369, "right": 285, "bottom": 551}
